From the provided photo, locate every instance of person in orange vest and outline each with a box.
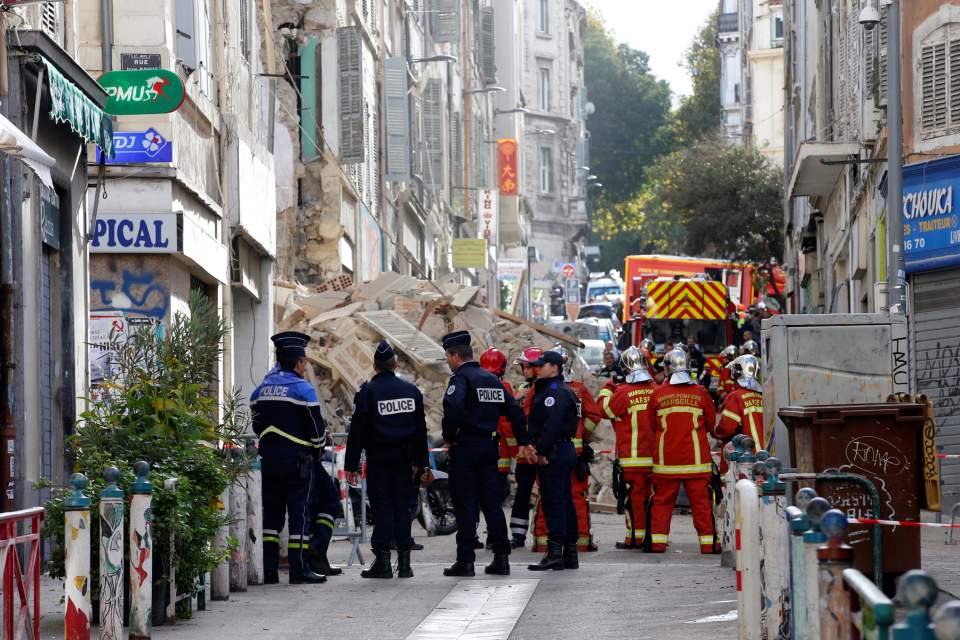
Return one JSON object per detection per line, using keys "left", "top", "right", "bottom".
{"left": 509, "top": 346, "right": 544, "bottom": 548}
{"left": 601, "top": 346, "right": 656, "bottom": 549}
{"left": 531, "top": 345, "right": 602, "bottom": 552}
{"left": 716, "top": 345, "right": 738, "bottom": 405}
{"left": 646, "top": 348, "right": 718, "bottom": 554}
{"left": 480, "top": 348, "right": 518, "bottom": 493}
{"left": 713, "top": 355, "right": 764, "bottom": 452}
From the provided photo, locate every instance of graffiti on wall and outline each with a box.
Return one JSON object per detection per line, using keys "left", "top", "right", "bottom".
{"left": 916, "top": 342, "right": 960, "bottom": 421}
{"left": 91, "top": 268, "right": 169, "bottom": 320}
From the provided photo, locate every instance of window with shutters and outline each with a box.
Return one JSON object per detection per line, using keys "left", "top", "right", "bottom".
{"left": 338, "top": 26, "right": 366, "bottom": 164}
{"left": 39, "top": 3, "right": 62, "bottom": 46}
{"left": 239, "top": 0, "right": 251, "bottom": 62}
{"left": 423, "top": 78, "right": 444, "bottom": 190}
{"left": 450, "top": 112, "right": 463, "bottom": 207}
{"left": 538, "top": 64, "right": 551, "bottom": 111}
{"left": 538, "top": 0, "right": 549, "bottom": 34}
{"left": 384, "top": 58, "right": 411, "bottom": 182}
{"left": 918, "top": 24, "right": 960, "bottom": 140}
{"left": 176, "top": 0, "right": 213, "bottom": 96}
{"left": 431, "top": 0, "right": 459, "bottom": 43}
{"left": 479, "top": 6, "right": 496, "bottom": 83}
{"left": 539, "top": 147, "right": 553, "bottom": 193}
{"left": 878, "top": 6, "right": 888, "bottom": 106}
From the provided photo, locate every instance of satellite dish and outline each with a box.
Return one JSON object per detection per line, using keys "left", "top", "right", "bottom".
{"left": 584, "top": 102, "right": 596, "bottom": 116}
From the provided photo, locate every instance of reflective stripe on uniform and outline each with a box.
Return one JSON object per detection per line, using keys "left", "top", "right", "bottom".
{"left": 721, "top": 409, "right": 741, "bottom": 423}
{"left": 498, "top": 458, "right": 512, "bottom": 471}
{"left": 259, "top": 425, "right": 319, "bottom": 448}
{"left": 572, "top": 438, "right": 583, "bottom": 449}
{"left": 651, "top": 534, "right": 669, "bottom": 544}
{"left": 505, "top": 438, "right": 518, "bottom": 446}
{"left": 288, "top": 541, "right": 308, "bottom": 550}
{"left": 653, "top": 463, "right": 713, "bottom": 475}
{"left": 315, "top": 513, "right": 334, "bottom": 529}
{"left": 262, "top": 535, "right": 281, "bottom": 544}
{"left": 619, "top": 457, "right": 653, "bottom": 468}
{"left": 699, "top": 534, "right": 715, "bottom": 545}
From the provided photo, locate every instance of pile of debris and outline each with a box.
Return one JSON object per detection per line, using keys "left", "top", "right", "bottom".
{"left": 274, "top": 272, "right": 611, "bottom": 449}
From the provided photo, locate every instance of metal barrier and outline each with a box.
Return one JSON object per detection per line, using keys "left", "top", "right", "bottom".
{"left": 330, "top": 433, "right": 367, "bottom": 567}
{"left": 0, "top": 505, "right": 43, "bottom": 640}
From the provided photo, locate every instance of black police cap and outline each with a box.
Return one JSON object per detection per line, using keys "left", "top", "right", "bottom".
{"left": 531, "top": 350, "right": 564, "bottom": 367}
{"left": 441, "top": 330, "right": 471, "bottom": 350}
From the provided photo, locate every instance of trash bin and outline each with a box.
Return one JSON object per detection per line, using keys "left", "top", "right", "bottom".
{"left": 779, "top": 403, "right": 926, "bottom": 590}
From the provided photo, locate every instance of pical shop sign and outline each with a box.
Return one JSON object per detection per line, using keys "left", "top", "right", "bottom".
{"left": 90, "top": 213, "right": 178, "bottom": 253}
{"left": 99, "top": 69, "right": 186, "bottom": 116}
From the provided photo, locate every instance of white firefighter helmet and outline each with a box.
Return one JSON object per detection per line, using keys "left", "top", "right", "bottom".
{"left": 740, "top": 340, "right": 759, "bottom": 356}
{"left": 552, "top": 343, "right": 575, "bottom": 379}
{"left": 722, "top": 344, "right": 737, "bottom": 362}
{"left": 729, "top": 354, "right": 762, "bottom": 392}
{"left": 639, "top": 338, "right": 655, "bottom": 355}
{"left": 664, "top": 348, "right": 692, "bottom": 384}
{"left": 620, "top": 346, "right": 652, "bottom": 384}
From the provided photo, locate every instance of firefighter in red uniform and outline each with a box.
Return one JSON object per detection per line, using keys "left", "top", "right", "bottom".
{"left": 713, "top": 355, "right": 764, "bottom": 452}
{"left": 716, "top": 345, "right": 738, "bottom": 404}
{"left": 601, "top": 347, "right": 656, "bottom": 548}
{"left": 480, "top": 348, "right": 518, "bottom": 494}
{"left": 531, "top": 345, "right": 602, "bottom": 552}
{"left": 509, "top": 347, "right": 544, "bottom": 548}
{"left": 647, "top": 348, "right": 718, "bottom": 553}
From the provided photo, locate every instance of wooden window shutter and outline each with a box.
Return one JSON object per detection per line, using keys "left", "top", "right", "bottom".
{"left": 950, "top": 30, "right": 960, "bottom": 126}
{"left": 450, "top": 111, "right": 463, "bottom": 206}
{"left": 423, "top": 78, "right": 444, "bottom": 189}
{"left": 384, "top": 57, "right": 412, "bottom": 182}
{"left": 921, "top": 32, "right": 948, "bottom": 132}
{"left": 480, "top": 6, "right": 497, "bottom": 83}
{"left": 878, "top": 6, "right": 888, "bottom": 106}
{"left": 338, "top": 26, "right": 366, "bottom": 164}
{"left": 432, "top": 0, "right": 460, "bottom": 43}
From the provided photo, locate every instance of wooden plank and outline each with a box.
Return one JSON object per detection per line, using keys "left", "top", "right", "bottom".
{"left": 510, "top": 269, "right": 526, "bottom": 316}
{"left": 451, "top": 286, "right": 479, "bottom": 310}
{"left": 308, "top": 302, "right": 363, "bottom": 327}
{"left": 494, "top": 309, "right": 584, "bottom": 348}
{"left": 919, "top": 394, "right": 942, "bottom": 512}
{"left": 356, "top": 310, "right": 448, "bottom": 366}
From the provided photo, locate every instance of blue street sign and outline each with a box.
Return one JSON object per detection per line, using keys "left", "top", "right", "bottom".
{"left": 96, "top": 128, "right": 173, "bottom": 164}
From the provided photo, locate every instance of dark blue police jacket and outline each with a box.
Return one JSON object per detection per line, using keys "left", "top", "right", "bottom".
{"left": 250, "top": 368, "right": 326, "bottom": 459}
{"left": 442, "top": 361, "right": 526, "bottom": 444}
{"left": 528, "top": 374, "right": 579, "bottom": 459}
{"left": 345, "top": 371, "right": 428, "bottom": 471}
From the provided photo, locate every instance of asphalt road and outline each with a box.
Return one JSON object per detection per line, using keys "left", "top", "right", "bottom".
{"left": 38, "top": 510, "right": 738, "bottom": 639}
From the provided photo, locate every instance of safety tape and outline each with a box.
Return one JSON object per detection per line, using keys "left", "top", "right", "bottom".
{"left": 849, "top": 517, "right": 960, "bottom": 529}
{"left": 938, "top": 454, "right": 960, "bottom": 460}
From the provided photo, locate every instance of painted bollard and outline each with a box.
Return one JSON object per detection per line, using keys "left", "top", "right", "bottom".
{"left": 761, "top": 458, "right": 788, "bottom": 640}
{"left": 720, "top": 436, "right": 744, "bottom": 568}
{"left": 246, "top": 450, "right": 264, "bottom": 586}
{"left": 804, "top": 497, "right": 831, "bottom": 640}
{"left": 229, "top": 475, "right": 248, "bottom": 592}
{"left": 818, "top": 510, "right": 853, "bottom": 640}
{"left": 787, "top": 504, "right": 811, "bottom": 640}
{"left": 737, "top": 478, "right": 762, "bottom": 640}
{"left": 99, "top": 467, "right": 124, "bottom": 640}
{"left": 934, "top": 600, "right": 960, "bottom": 640}
{"left": 212, "top": 485, "right": 230, "bottom": 600}
{"left": 129, "top": 461, "right": 152, "bottom": 640}
{"left": 65, "top": 473, "right": 92, "bottom": 640}
{"left": 894, "top": 570, "right": 938, "bottom": 639}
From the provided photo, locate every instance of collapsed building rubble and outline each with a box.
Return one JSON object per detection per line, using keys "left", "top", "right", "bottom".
{"left": 274, "top": 272, "right": 616, "bottom": 501}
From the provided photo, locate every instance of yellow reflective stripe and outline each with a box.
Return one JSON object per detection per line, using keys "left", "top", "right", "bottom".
{"left": 262, "top": 535, "right": 281, "bottom": 543}
{"left": 656, "top": 406, "right": 704, "bottom": 418}
{"left": 653, "top": 463, "right": 713, "bottom": 475}
{"left": 629, "top": 405, "right": 642, "bottom": 459}
{"left": 747, "top": 414, "right": 761, "bottom": 451}
{"left": 743, "top": 407, "right": 764, "bottom": 415}
{"left": 572, "top": 438, "right": 583, "bottom": 448}
{"left": 721, "top": 409, "right": 742, "bottom": 424}
{"left": 699, "top": 535, "right": 715, "bottom": 545}
{"left": 651, "top": 534, "right": 669, "bottom": 544}
{"left": 288, "top": 542, "right": 308, "bottom": 550}
{"left": 658, "top": 417, "right": 667, "bottom": 468}
{"left": 585, "top": 418, "right": 598, "bottom": 433}
{"left": 498, "top": 458, "right": 512, "bottom": 470}
{"left": 602, "top": 394, "right": 618, "bottom": 420}
{"left": 577, "top": 535, "right": 591, "bottom": 545}
{"left": 505, "top": 438, "right": 518, "bottom": 446}
{"left": 619, "top": 457, "right": 653, "bottom": 468}
{"left": 259, "top": 426, "right": 317, "bottom": 448}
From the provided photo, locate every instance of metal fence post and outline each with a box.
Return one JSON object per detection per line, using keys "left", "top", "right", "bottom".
{"left": 129, "top": 462, "right": 152, "bottom": 640}
{"left": 818, "top": 510, "right": 853, "bottom": 640}
{"left": 893, "top": 571, "right": 937, "bottom": 639}
{"left": 787, "top": 503, "right": 812, "bottom": 640}
{"left": 933, "top": 601, "right": 960, "bottom": 640}
{"left": 761, "top": 458, "right": 789, "bottom": 640}
{"left": 64, "top": 473, "right": 91, "bottom": 640}
{"left": 99, "top": 467, "right": 124, "bottom": 640}
{"left": 246, "top": 446, "right": 263, "bottom": 586}
{"left": 737, "top": 478, "right": 762, "bottom": 640}
{"left": 804, "top": 497, "right": 831, "bottom": 640}
{"left": 721, "top": 436, "right": 747, "bottom": 568}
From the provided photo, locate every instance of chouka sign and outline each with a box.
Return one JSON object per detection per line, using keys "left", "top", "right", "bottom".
{"left": 99, "top": 69, "right": 186, "bottom": 116}
{"left": 90, "top": 213, "right": 178, "bottom": 253}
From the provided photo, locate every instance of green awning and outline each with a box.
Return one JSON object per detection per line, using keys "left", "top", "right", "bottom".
{"left": 41, "top": 57, "right": 114, "bottom": 158}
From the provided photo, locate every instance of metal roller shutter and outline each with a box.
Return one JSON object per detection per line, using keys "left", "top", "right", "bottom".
{"left": 911, "top": 268, "right": 960, "bottom": 511}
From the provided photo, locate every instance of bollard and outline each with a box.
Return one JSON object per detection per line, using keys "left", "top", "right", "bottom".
{"left": 129, "top": 461, "right": 153, "bottom": 640}
{"left": 246, "top": 448, "right": 264, "bottom": 586}
{"left": 99, "top": 467, "right": 124, "bottom": 640}
{"left": 842, "top": 568, "right": 894, "bottom": 640}
{"left": 65, "top": 473, "right": 91, "bottom": 640}
{"left": 229, "top": 476, "right": 248, "bottom": 592}
{"left": 804, "top": 497, "right": 830, "bottom": 640}
{"left": 893, "top": 570, "right": 938, "bottom": 639}
{"left": 787, "top": 504, "right": 811, "bottom": 640}
{"left": 721, "top": 436, "right": 746, "bottom": 568}
{"left": 761, "top": 458, "right": 789, "bottom": 640}
{"left": 818, "top": 510, "right": 853, "bottom": 640}
{"left": 737, "top": 478, "right": 762, "bottom": 640}
{"left": 934, "top": 601, "right": 960, "bottom": 640}
{"left": 163, "top": 477, "right": 179, "bottom": 623}
{"left": 211, "top": 485, "right": 230, "bottom": 600}
{"left": 724, "top": 435, "right": 755, "bottom": 569}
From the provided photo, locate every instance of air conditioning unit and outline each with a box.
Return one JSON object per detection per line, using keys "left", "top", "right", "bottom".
{"left": 861, "top": 98, "right": 881, "bottom": 144}
{"left": 873, "top": 281, "right": 888, "bottom": 313}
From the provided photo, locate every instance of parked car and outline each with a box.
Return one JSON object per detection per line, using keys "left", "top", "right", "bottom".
{"left": 575, "top": 317, "right": 617, "bottom": 346}
{"left": 577, "top": 302, "right": 623, "bottom": 331}
{"left": 579, "top": 339, "right": 606, "bottom": 369}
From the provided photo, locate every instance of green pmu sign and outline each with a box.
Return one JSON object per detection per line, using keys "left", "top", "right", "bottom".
{"left": 99, "top": 69, "right": 186, "bottom": 116}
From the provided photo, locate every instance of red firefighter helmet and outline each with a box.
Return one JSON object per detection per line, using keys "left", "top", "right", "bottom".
{"left": 515, "top": 347, "right": 544, "bottom": 379}
{"left": 480, "top": 348, "right": 508, "bottom": 376}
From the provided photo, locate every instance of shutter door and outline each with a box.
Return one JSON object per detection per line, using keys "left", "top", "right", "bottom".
{"left": 911, "top": 268, "right": 960, "bottom": 511}
{"left": 40, "top": 249, "right": 53, "bottom": 505}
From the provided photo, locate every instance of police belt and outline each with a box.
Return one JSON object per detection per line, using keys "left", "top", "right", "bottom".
{"left": 454, "top": 429, "right": 499, "bottom": 441}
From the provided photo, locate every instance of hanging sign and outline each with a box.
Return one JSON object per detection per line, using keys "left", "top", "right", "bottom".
{"left": 452, "top": 239, "right": 488, "bottom": 269}
{"left": 99, "top": 69, "right": 186, "bottom": 116}
{"left": 90, "top": 213, "right": 178, "bottom": 253}
{"left": 120, "top": 53, "right": 162, "bottom": 71}
{"left": 96, "top": 128, "right": 173, "bottom": 164}
{"left": 498, "top": 139, "right": 519, "bottom": 196}
{"left": 477, "top": 189, "right": 498, "bottom": 241}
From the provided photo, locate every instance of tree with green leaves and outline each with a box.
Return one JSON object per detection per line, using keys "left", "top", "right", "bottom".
{"left": 665, "top": 10, "right": 722, "bottom": 146}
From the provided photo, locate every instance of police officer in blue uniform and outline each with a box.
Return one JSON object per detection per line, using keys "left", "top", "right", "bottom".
{"left": 441, "top": 331, "right": 526, "bottom": 577}
{"left": 526, "top": 350, "right": 580, "bottom": 572}
{"left": 345, "top": 341, "right": 429, "bottom": 579}
{"left": 308, "top": 453, "right": 345, "bottom": 577}
{"left": 250, "top": 331, "right": 327, "bottom": 584}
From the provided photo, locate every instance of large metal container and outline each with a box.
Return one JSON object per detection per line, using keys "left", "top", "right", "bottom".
{"left": 761, "top": 313, "right": 909, "bottom": 466}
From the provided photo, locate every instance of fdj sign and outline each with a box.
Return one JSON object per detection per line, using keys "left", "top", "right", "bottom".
{"left": 99, "top": 69, "right": 186, "bottom": 116}
{"left": 96, "top": 129, "right": 173, "bottom": 164}
{"left": 90, "top": 213, "right": 178, "bottom": 254}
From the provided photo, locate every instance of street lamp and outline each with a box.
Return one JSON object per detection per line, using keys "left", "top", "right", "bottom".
{"left": 410, "top": 55, "right": 459, "bottom": 64}
{"left": 531, "top": 128, "right": 556, "bottom": 136}
{"left": 464, "top": 85, "right": 506, "bottom": 95}
{"left": 494, "top": 107, "right": 529, "bottom": 117}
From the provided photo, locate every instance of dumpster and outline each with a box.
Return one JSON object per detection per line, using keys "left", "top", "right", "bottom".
{"left": 779, "top": 403, "right": 925, "bottom": 591}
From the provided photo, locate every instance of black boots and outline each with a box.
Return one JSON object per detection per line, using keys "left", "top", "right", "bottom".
{"left": 290, "top": 568, "right": 327, "bottom": 584}
{"left": 397, "top": 550, "right": 414, "bottom": 579}
{"left": 510, "top": 535, "right": 526, "bottom": 549}
{"left": 264, "top": 572, "right": 279, "bottom": 585}
{"left": 361, "top": 550, "right": 393, "bottom": 579}
{"left": 309, "top": 529, "right": 343, "bottom": 576}
{"left": 527, "top": 539, "right": 565, "bottom": 571}
{"left": 563, "top": 542, "right": 579, "bottom": 570}
{"left": 443, "top": 560, "right": 476, "bottom": 577}
{"left": 484, "top": 553, "right": 511, "bottom": 576}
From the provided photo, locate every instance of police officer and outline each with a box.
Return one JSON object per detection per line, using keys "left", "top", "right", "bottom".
{"left": 526, "top": 351, "right": 580, "bottom": 571}
{"left": 441, "top": 331, "right": 525, "bottom": 577}
{"left": 345, "top": 341, "right": 429, "bottom": 579}
{"left": 250, "top": 332, "right": 327, "bottom": 585}
{"left": 308, "top": 450, "right": 345, "bottom": 577}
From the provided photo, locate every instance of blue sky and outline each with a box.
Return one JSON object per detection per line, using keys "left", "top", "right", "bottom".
{"left": 582, "top": 0, "right": 718, "bottom": 100}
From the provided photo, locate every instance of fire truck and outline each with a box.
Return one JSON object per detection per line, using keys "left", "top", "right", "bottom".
{"left": 631, "top": 276, "right": 735, "bottom": 387}
{"left": 623, "top": 255, "right": 757, "bottom": 321}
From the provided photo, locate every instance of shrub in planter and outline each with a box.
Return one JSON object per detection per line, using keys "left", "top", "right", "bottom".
{"left": 42, "top": 292, "right": 251, "bottom": 610}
